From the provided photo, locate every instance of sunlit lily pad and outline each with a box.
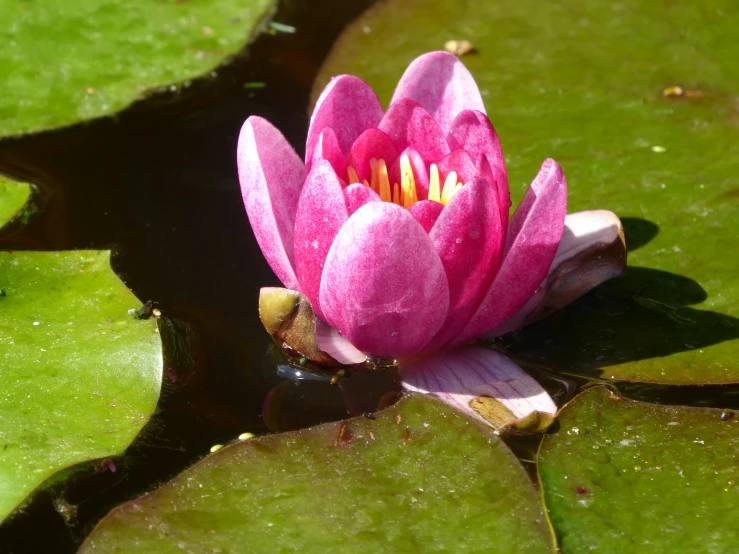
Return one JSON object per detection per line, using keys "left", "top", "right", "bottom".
{"left": 538, "top": 386, "right": 739, "bottom": 552}
{"left": 0, "top": 251, "right": 162, "bottom": 521}
{"left": 80, "top": 394, "right": 555, "bottom": 553}
{"left": 0, "top": 176, "right": 31, "bottom": 229}
{"left": 0, "top": 0, "right": 276, "bottom": 138}
{"left": 314, "top": 0, "right": 739, "bottom": 384}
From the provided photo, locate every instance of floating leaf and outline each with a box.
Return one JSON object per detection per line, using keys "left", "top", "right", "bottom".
{"left": 538, "top": 386, "right": 739, "bottom": 552}
{"left": 0, "top": 176, "right": 31, "bottom": 229}
{"left": 0, "top": 251, "right": 162, "bottom": 521}
{"left": 0, "top": 0, "right": 277, "bottom": 138}
{"left": 81, "top": 394, "right": 555, "bottom": 553}
{"left": 314, "top": 0, "right": 739, "bottom": 384}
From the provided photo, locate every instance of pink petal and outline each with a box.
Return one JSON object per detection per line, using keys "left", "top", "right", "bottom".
{"left": 429, "top": 177, "right": 504, "bottom": 347}
{"left": 315, "top": 319, "right": 367, "bottom": 365}
{"left": 476, "top": 154, "right": 511, "bottom": 231}
{"left": 312, "top": 127, "right": 346, "bottom": 178}
{"left": 488, "top": 210, "right": 626, "bottom": 337}
{"left": 448, "top": 110, "right": 510, "bottom": 224}
{"left": 319, "top": 202, "right": 449, "bottom": 359}
{"left": 346, "top": 129, "right": 398, "bottom": 182}
{"left": 451, "top": 159, "right": 568, "bottom": 346}
{"left": 378, "top": 98, "right": 450, "bottom": 165}
{"left": 408, "top": 200, "right": 444, "bottom": 233}
{"left": 400, "top": 347, "right": 557, "bottom": 429}
{"left": 344, "top": 183, "right": 380, "bottom": 216}
{"left": 436, "top": 149, "right": 476, "bottom": 184}
{"left": 293, "top": 160, "right": 349, "bottom": 319}
{"left": 388, "top": 148, "right": 430, "bottom": 200}
{"left": 306, "top": 75, "right": 385, "bottom": 173}
{"left": 237, "top": 116, "right": 305, "bottom": 290}
{"left": 390, "top": 51, "right": 486, "bottom": 135}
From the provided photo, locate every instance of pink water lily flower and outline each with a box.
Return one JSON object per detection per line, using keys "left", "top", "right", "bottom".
{"left": 239, "top": 52, "right": 626, "bottom": 429}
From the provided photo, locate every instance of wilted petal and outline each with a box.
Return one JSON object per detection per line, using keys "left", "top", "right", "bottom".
{"left": 430, "top": 177, "right": 504, "bottom": 347}
{"left": 408, "top": 200, "right": 444, "bottom": 233}
{"left": 379, "top": 98, "right": 450, "bottom": 165}
{"left": 488, "top": 210, "right": 627, "bottom": 336}
{"left": 294, "top": 160, "right": 349, "bottom": 319}
{"left": 306, "top": 75, "right": 384, "bottom": 172}
{"left": 436, "top": 149, "right": 477, "bottom": 184}
{"left": 346, "top": 129, "right": 398, "bottom": 183}
{"left": 315, "top": 319, "right": 367, "bottom": 365}
{"left": 452, "top": 159, "right": 567, "bottom": 345}
{"left": 388, "top": 148, "right": 430, "bottom": 200}
{"left": 258, "top": 287, "right": 336, "bottom": 366}
{"left": 390, "top": 51, "right": 486, "bottom": 134}
{"left": 312, "top": 127, "right": 346, "bottom": 178}
{"left": 400, "top": 347, "right": 557, "bottom": 432}
{"left": 237, "top": 116, "right": 304, "bottom": 290}
{"left": 319, "top": 202, "right": 449, "bottom": 359}
{"left": 344, "top": 183, "right": 380, "bottom": 215}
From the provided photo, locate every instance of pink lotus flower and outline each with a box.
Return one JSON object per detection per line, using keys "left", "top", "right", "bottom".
{"left": 239, "top": 52, "right": 626, "bottom": 430}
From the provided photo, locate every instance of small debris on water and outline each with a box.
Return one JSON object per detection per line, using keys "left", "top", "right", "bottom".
{"left": 720, "top": 411, "right": 734, "bottom": 421}
{"left": 268, "top": 21, "right": 296, "bottom": 34}
{"left": 363, "top": 413, "right": 376, "bottom": 420}
{"left": 333, "top": 423, "right": 351, "bottom": 447}
{"left": 663, "top": 86, "right": 684, "bottom": 97}
{"left": 238, "top": 432, "right": 255, "bottom": 441}
{"left": 444, "top": 40, "right": 475, "bottom": 56}
{"left": 395, "top": 415, "right": 403, "bottom": 425}
{"left": 210, "top": 444, "right": 223, "bottom": 453}
{"left": 651, "top": 145, "right": 667, "bottom": 153}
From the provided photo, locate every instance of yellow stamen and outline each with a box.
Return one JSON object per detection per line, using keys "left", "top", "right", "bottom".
{"left": 378, "top": 161, "right": 391, "bottom": 202}
{"left": 441, "top": 171, "right": 459, "bottom": 204}
{"left": 369, "top": 158, "right": 379, "bottom": 193}
{"left": 428, "top": 164, "right": 441, "bottom": 202}
{"left": 378, "top": 159, "right": 390, "bottom": 196}
{"left": 393, "top": 183, "right": 400, "bottom": 205}
{"left": 347, "top": 166, "right": 360, "bottom": 185}
{"left": 400, "top": 154, "right": 418, "bottom": 208}
{"left": 363, "top": 179, "right": 370, "bottom": 188}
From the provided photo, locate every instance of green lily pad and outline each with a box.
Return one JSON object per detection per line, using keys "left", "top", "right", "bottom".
{"left": 314, "top": 0, "right": 739, "bottom": 384}
{"left": 0, "top": 250, "right": 162, "bottom": 521}
{"left": 538, "top": 386, "right": 739, "bottom": 552}
{"left": 0, "top": 0, "right": 276, "bottom": 138}
{"left": 80, "top": 394, "right": 555, "bottom": 553}
{"left": 0, "top": 176, "right": 31, "bottom": 229}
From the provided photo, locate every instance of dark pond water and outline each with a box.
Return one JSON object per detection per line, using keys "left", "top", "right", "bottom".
{"left": 2, "top": 0, "right": 739, "bottom": 551}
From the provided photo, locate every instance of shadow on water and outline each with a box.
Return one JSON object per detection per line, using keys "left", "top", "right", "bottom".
{"left": 503, "top": 218, "right": 739, "bottom": 383}
{"left": 0, "top": 0, "right": 376, "bottom": 551}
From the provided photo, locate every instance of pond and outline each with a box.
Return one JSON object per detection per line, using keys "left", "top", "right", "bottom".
{"left": 1, "top": 0, "right": 739, "bottom": 552}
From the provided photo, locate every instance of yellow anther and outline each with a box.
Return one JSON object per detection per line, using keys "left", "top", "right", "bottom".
{"left": 428, "top": 164, "right": 441, "bottom": 203}
{"left": 393, "top": 183, "right": 400, "bottom": 205}
{"left": 347, "top": 166, "right": 360, "bottom": 185}
{"left": 378, "top": 159, "right": 390, "bottom": 196}
{"left": 379, "top": 170, "right": 391, "bottom": 202}
{"left": 400, "top": 154, "right": 418, "bottom": 208}
{"left": 369, "top": 158, "right": 379, "bottom": 193}
{"left": 441, "top": 171, "right": 459, "bottom": 204}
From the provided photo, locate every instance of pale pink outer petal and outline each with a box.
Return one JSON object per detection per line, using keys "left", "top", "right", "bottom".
{"left": 378, "top": 98, "right": 450, "bottom": 165}
{"left": 312, "top": 127, "right": 346, "bottom": 178}
{"left": 306, "top": 75, "right": 384, "bottom": 172}
{"left": 344, "top": 183, "right": 380, "bottom": 215}
{"left": 390, "top": 51, "right": 486, "bottom": 135}
{"left": 388, "top": 148, "right": 430, "bottom": 200}
{"left": 293, "top": 160, "right": 349, "bottom": 320}
{"left": 408, "top": 200, "right": 444, "bottom": 233}
{"left": 314, "top": 319, "right": 368, "bottom": 365}
{"left": 237, "top": 116, "right": 305, "bottom": 290}
{"left": 319, "top": 202, "right": 450, "bottom": 359}
{"left": 451, "top": 159, "right": 567, "bottom": 346}
{"left": 436, "top": 149, "right": 477, "bottom": 184}
{"left": 400, "top": 347, "right": 557, "bottom": 428}
{"left": 346, "top": 129, "right": 398, "bottom": 182}
{"left": 487, "top": 210, "right": 625, "bottom": 337}
{"left": 429, "top": 177, "right": 504, "bottom": 348}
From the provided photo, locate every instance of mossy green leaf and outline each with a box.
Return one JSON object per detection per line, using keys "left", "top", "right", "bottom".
{"left": 0, "top": 0, "right": 276, "bottom": 138}
{"left": 538, "top": 386, "right": 739, "bottom": 552}
{"left": 0, "top": 176, "right": 31, "bottom": 229}
{"left": 80, "top": 394, "right": 554, "bottom": 553}
{"left": 0, "top": 251, "right": 162, "bottom": 521}
{"left": 314, "top": 0, "right": 739, "bottom": 384}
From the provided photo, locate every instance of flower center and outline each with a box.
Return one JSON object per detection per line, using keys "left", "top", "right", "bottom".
{"left": 346, "top": 154, "right": 462, "bottom": 208}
